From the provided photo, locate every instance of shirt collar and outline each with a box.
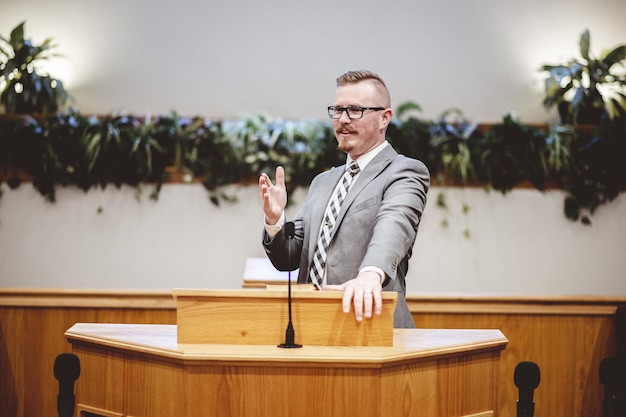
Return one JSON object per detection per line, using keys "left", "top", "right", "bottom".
{"left": 347, "top": 141, "right": 389, "bottom": 171}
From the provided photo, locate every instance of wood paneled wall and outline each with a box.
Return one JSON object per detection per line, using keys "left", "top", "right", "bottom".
{"left": 0, "top": 290, "right": 176, "bottom": 417}
{"left": 1, "top": 290, "right": 623, "bottom": 417}
{"left": 408, "top": 295, "right": 624, "bottom": 417}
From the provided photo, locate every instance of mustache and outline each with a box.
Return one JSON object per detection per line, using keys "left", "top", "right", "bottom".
{"left": 335, "top": 126, "right": 356, "bottom": 134}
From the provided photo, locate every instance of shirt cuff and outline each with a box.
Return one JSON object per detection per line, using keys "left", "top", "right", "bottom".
{"left": 359, "top": 266, "right": 385, "bottom": 284}
{"left": 264, "top": 212, "right": 285, "bottom": 239}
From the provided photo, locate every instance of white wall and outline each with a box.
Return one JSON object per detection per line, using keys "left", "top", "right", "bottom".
{"left": 1, "top": 184, "right": 625, "bottom": 296}
{"left": 2, "top": 2, "right": 626, "bottom": 295}
{"left": 2, "top": 0, "right": 626, "bottom": 122}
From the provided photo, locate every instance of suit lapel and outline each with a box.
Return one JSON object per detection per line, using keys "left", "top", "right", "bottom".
{"left": 308, "top": 165, "right": 345, "bottom": 252}
{"left": 335, "top": 145, "right": 397, "bottom": 225}
{"left": 307, "top": 145, "right": 398, "bottom": 260}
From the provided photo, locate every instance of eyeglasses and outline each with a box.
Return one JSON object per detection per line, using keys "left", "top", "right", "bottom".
{"left": 327, "top": 106, "right": 386, "bottom": 120}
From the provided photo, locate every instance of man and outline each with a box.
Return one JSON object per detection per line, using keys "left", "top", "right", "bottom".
{"left": 259, "top": 70, "right": 429, "bottom": 328}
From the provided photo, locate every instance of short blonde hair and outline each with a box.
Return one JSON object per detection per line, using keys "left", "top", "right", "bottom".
{"left": 336, "top": 70, "right": 391, "bottom": 107}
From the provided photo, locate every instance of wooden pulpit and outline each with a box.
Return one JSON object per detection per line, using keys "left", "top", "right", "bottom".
{"left": 174, "top": 288, "right": 396, "bottom": 346}
{"left": 66, "top": 289, "right": 508, "bottom": 417}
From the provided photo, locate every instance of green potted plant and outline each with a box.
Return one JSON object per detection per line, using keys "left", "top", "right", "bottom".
{"left": 221, "top": 113, "right": 341, "bottom": 201}
{"left": 477, "top": 113, "right": 551, "bottom": 193}
{"left": 0, "top": 21, "right": 71, "bottom": 114}
{"left": 541, "top": 28, "right": 626, "bottom": 125}
{"left": 541, "top": 29, "right": 626, "bottom": 224}
{"left": 387, "top": 101, "right": 433, "bottom": 169}
{"left": 550, "top": 113, "right": 626, "bottom": 224}
{"left": 426, "top": 108, "right": 481, "bottom": 238}
{"left": 427, "top": 108, "right": 482, "bottom": 186}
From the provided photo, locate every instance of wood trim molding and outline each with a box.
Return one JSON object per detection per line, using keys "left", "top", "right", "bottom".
{"left": 2, "top": 288, "right": 625, "bottom": 314}
{"left": 0, "top": 288, "right": 176, "bottom": 309}
{"left": 77, "top": 404, "right": 124, "bottom": 417}
{"left": 406, "top": 293, "right": 626, "bottom": 316}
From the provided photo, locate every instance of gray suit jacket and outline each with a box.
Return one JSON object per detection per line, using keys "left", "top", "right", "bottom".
{"left": 263, "top": 145, "right": 430, "bottom": 328}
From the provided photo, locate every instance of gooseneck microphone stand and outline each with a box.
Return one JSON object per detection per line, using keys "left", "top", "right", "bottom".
{"left": 514, "top": 361, "right": 540, "bottom": 417}
{"left": 278, "top": 221, "right": 302, "bottom": 348}
{"left": 600, "top": 356, "right": 626, "bottom": 417}
{"left": 54, "top": 353, "right": 81, "bottom": 417}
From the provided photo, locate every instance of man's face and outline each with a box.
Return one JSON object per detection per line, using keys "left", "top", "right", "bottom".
{"left": 332, "top": 81, "right": 391, "bottom": 159}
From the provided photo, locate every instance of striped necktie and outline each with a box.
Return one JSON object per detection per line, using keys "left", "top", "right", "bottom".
{"left": 309, "top": 161, "right": 360, "bottom": 289}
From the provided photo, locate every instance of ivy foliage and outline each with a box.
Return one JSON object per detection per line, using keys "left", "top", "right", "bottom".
{"left": 1, "top": 108, "right": 625, "bottom": 224}
{"left": 1, "top": 22, "right": 625, "bottom": 224}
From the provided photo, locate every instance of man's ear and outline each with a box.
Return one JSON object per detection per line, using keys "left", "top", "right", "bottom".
{"left": 380, "top": 108, "right": 393, "bottom": 129}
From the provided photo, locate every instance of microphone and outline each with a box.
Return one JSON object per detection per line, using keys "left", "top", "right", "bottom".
{"left": 514, "top": 361, "right": 540, "bottom": 417}
{"left": 54, "top": 353, "right": 80, "bottom": 417}
{"left": 278, "top": 221, "right": 302, "bottom": 349}
{"left": 600, "top": 356, "right": 625, "bottom": 417}
{"left": 284, "top": 221, "right": 295, "bottom": 243}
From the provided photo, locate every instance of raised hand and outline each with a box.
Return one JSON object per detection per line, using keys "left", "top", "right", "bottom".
{"left": 259, "top": 166, "right": 287, "bottom": 225}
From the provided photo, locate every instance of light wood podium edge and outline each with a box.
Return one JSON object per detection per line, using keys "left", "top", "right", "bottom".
{"left": 65, "top": 323, "right": 508, "bottom": 368}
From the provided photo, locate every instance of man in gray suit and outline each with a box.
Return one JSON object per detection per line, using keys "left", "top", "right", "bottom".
{"left": 259, "top": 70, "right": 430, "bottom": 328}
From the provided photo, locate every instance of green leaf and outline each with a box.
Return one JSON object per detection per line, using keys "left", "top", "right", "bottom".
{"left": 579, "top": 29, "right": 591, "bottom": 61}
{"left": 9, "top": 21, "right": 25, "bottom": 50}
{"left": 603, "top": 45, "right": 626, "bottom": 67}
{"left": 396, "top": 101, "right": 423, "bottom": 120}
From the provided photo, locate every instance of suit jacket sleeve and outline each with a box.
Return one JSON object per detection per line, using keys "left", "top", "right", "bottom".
{"left": 357, "top": 155, "right": 429, "bottom": 283}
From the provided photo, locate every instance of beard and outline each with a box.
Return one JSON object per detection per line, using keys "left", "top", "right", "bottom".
{"left": 336, "top": 135, "right": 354, "bottom": 154}
{"left": 337, "top": 141, "right": 352, "bottom": 154}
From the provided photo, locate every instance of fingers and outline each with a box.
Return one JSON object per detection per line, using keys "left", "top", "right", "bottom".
{"left": 342, "top": 286, "right": 355, "bottom": 315}
{"left": 372, "top": 289, "right": 383, "bottom": 316}
{"left": 352, "top": 287, "right": 380, "bottom": 321}
{"left": 323, "top": 280, "right": 382, "bottom": 322}
{"left": 352, "top": 288, "right": 367, "bottom": 321}
{"left": 259, "top": 167, "right": 287, "bottom": 224}
{"left": 275, "top": 166, "right": 285, "bottom": 189}
{"left": 363, "top": 289, "right": 373, "bottom": 318}
{"left": 258, "top": 166, "right": 284, "bottom": 193}
{"left": 258, "top": 172, "right": 271, "bottom": 199}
